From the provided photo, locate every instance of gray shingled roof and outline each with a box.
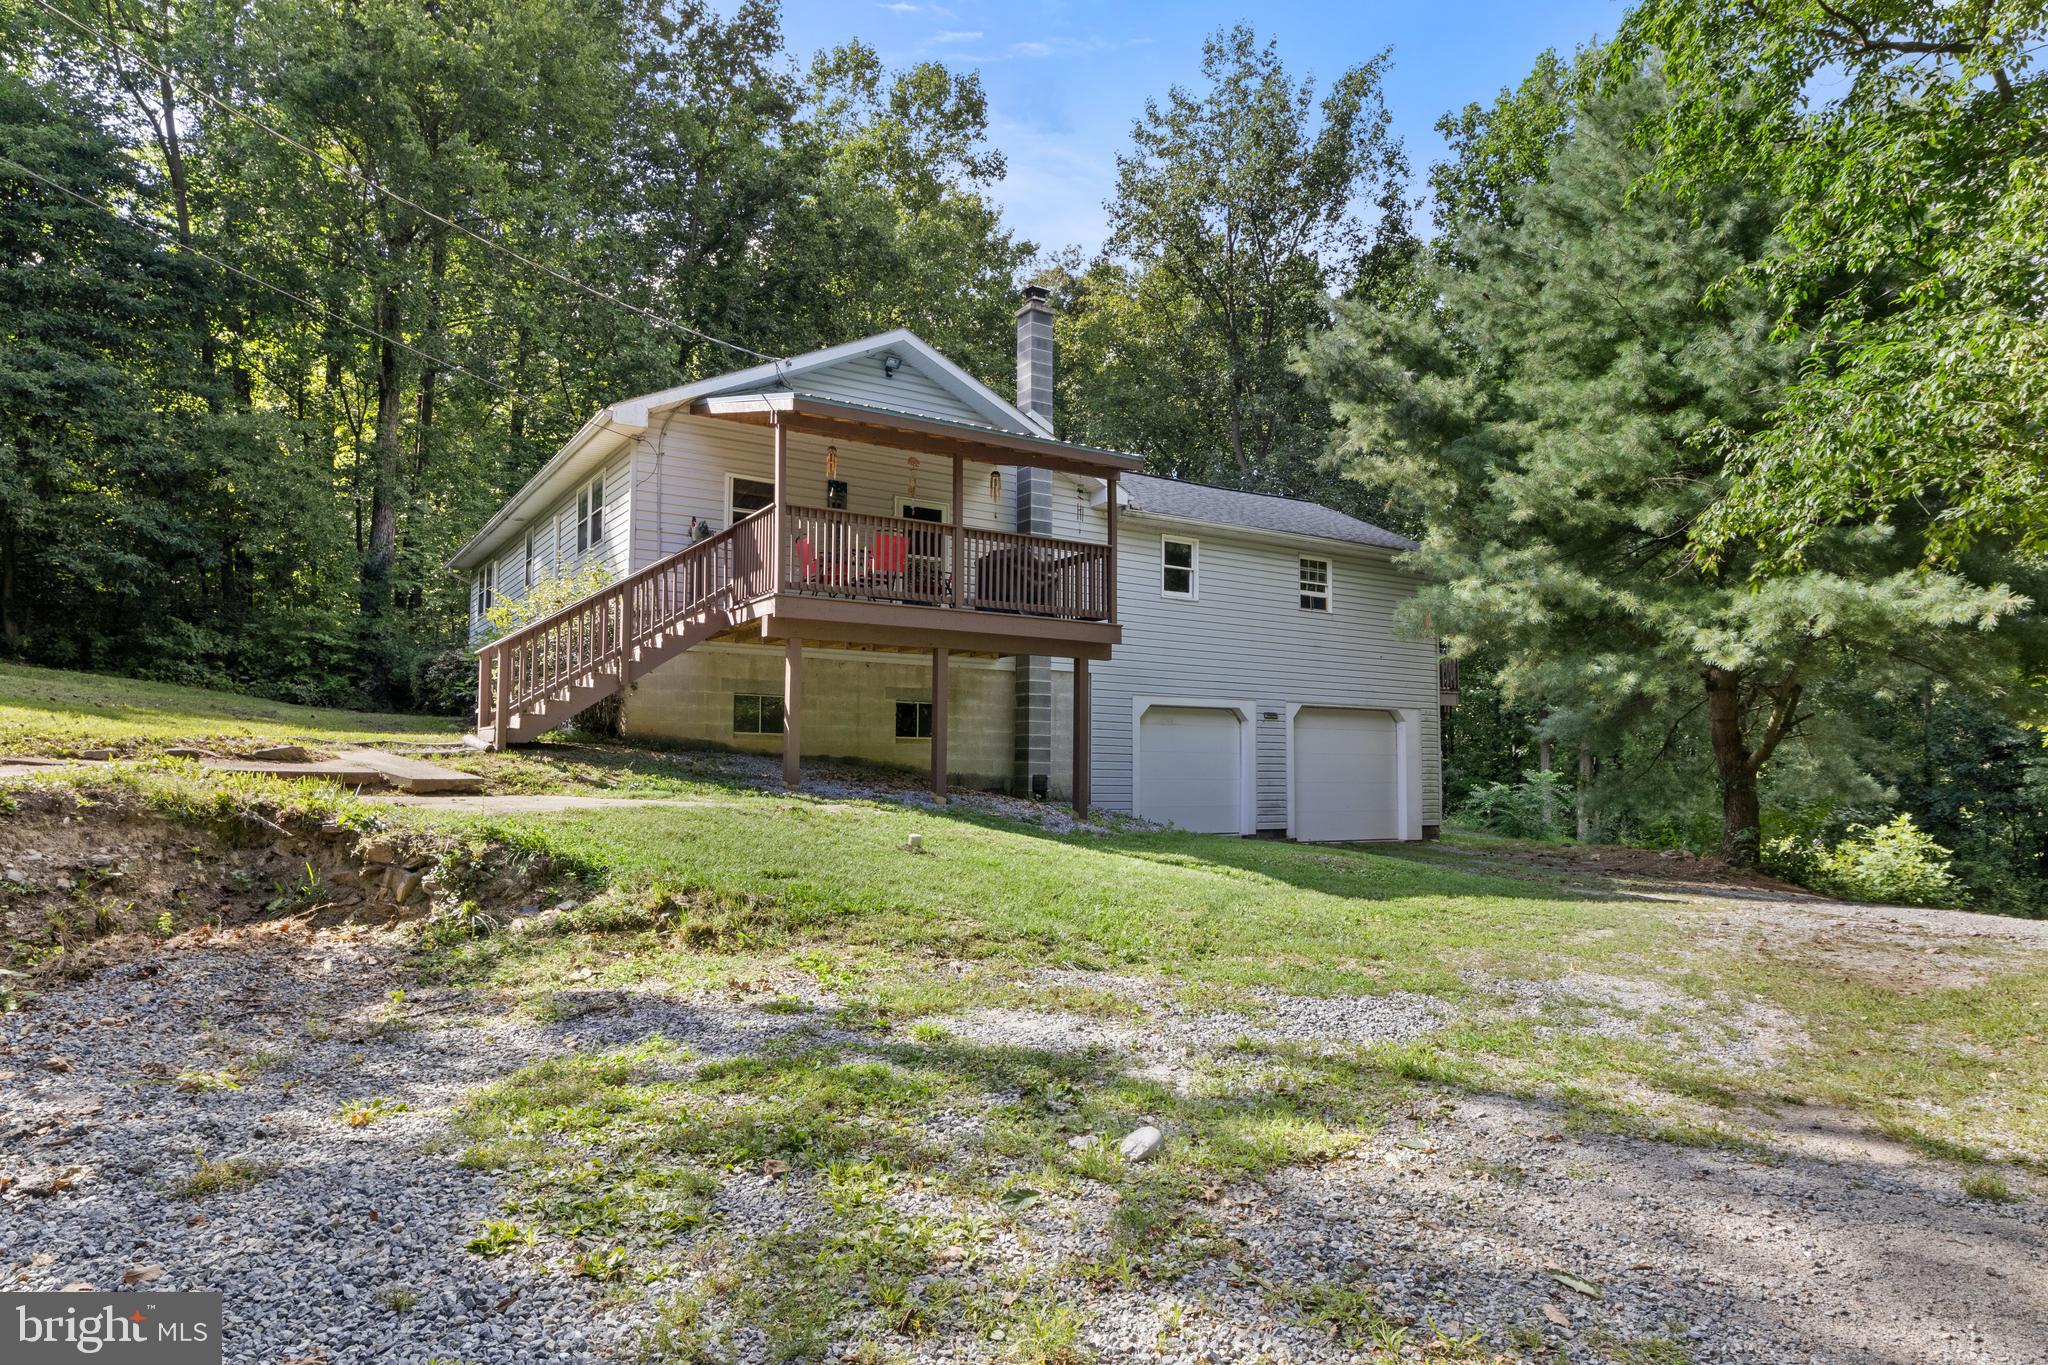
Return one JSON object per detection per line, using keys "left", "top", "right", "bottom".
{"left": 1119, "top": 473, "right": 1417, "bottom": 552}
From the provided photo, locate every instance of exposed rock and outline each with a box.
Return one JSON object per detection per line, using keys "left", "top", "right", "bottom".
{"left": 1118, "top": 1125, "right": 1163, "bottom": 1162}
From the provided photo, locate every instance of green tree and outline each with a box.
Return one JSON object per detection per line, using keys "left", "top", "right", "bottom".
{"left": 1613, "top": 0, "right": 2048, "bottom": 567}
{"left": 1302, "top": 69, "right": 2034, "bottom": 866}
{"left": 1082, "top": 24, "right": 1404, "bottom": 498}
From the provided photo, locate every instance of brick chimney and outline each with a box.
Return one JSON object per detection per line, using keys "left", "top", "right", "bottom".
{"left": 1013, "top": 285, "right": 1055, "bottom": 798}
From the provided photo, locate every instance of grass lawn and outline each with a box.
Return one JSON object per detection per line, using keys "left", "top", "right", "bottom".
{"left": 4, "top": 665, "right": 2043, "bottom": 1361}
{"left": 0, "top": 660, "right": 460, "bottom": 754}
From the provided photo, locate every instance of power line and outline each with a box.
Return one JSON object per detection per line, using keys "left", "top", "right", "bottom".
{"left": 0, "top": 151, "right": 515, "bottom": 394}
{"left": 26, "top": 0, "right": 783, "bottom": 367}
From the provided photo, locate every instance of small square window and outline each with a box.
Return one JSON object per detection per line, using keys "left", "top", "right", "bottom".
{"left": 1299, "top": 558, "right": 1330, "bottom": 612}
{"left": 1162, "top": 537, "right": 1196, "bottom": 597}
{"left": 895, "top": 700, "right": 934, "bottom": 739}
{"left": 733, "top": 693, "right": 784, "bottom": 735}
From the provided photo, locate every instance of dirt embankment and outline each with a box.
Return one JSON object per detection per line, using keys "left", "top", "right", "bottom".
{"left": 0, "top": 787, "right": 566, "bottom": 995}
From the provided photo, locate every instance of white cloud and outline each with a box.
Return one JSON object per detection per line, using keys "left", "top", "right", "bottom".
{"left": 1009, "top": 40, "right": 1054, "bottom": 58}
{"left": 932, "top": 29, "right": 983, "bottom": 43}
{"left": 878, "top": 2, "right": 919, "bottom": 13}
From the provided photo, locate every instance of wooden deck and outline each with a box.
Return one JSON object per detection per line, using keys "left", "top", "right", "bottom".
{"left": 472, "top": 398, "right": 1138, "bottom": 814}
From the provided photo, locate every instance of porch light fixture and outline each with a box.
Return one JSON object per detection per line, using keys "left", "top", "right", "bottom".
{"left": 881, "top": 352, "right": 902, "bottom": 379}
{"left": 988, "top": 468, "right": 1002, "bottom": 502}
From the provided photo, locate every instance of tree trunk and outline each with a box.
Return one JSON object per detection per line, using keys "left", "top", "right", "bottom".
{"left": 1704, "top": 666, "right": 1763, "bottom": 867}
{"left": 1576, "top": 747, "right": 1593, "bottom": 842}
{"left": 1, "top": 520, "right": 18, "bottom": 653}
{"left": 1537, "top": 736, "right": 1554, "bottom": 833}
{"left": 360, "top": 284, "right": 404, "bottom": 698}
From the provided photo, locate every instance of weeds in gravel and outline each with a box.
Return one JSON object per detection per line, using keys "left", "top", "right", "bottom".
{"left": 172, "top": 1153, "right": 278, "bottom": 1199}
{"left": 1961, "top": 1171, "right": 2021, "bottom": 1203}
{"left": 375, "top": 1286, "right": 421, "bottom": 1313}
{"left": 338, "top": 1096, "right": 410, "bottom": 1127}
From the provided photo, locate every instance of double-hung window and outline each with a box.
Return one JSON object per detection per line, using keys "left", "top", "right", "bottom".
{"left": 576, "top": 477, "right": 605, "bottom": 554}
{"left": 473, "top": 563, "right": 495, "bottom": 618}
{"left": 1299, "top": 557, "right": 1331, "bottom": 612}
{"left": 1161, "top": 536, "right": 1197, "bottom": 597}
{"left": 523, "top": 532, "right": 538, "bottom": 591}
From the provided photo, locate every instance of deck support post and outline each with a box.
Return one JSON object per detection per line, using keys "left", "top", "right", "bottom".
{"left": 490, "top": 645, "right": 510, "bottom": 751}
{"left": 782, "top": 635, "right": 802, "bottom": 789}
{"left": 1071, "top": 655, "right": 1090, "bottom": 816}
{"left": 950, "top": 454, "right": 965, "bottom": 607}
{"left": 617, "top": 580, "right": 635, "bottom": 688}
{"left": 931, "top": 647, "right": 950, "bottom": 801}
{"left": 771, "top": 418, "right": 788, "bottom": 593}
{"left": 475, "top": 650, "right": 489, "bottom": 733}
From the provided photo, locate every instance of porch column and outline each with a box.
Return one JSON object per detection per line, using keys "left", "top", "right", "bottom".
{"left": 1104, "top": 471, "right": 1119, "bottom": 621}
{"left": 491, "top": 645, "right": 510, "bottom": 751}
{"left": 931, "top": 647, "right": 950, "bottom": 801}
{"left": 783, "top": 635, "right": 802, "bottom": 789}
{"left": 770, "top": 417, "right": 789, "bottom": 592}
{"left": 950, "top": 454, "right": 965, "bottom": 607}
{"left": 1071, "top": 655, "right": 1090, "bottom": 816}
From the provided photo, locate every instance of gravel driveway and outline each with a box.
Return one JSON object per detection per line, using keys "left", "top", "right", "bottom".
{"left": 3, "top": 906, "right": 2043, "bottom": 1364}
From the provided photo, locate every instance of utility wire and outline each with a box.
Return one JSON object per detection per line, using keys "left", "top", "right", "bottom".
{"left": 0, "top": 151, "right": 516, "bottom": 393}
{"left": 27, "top": 0, "right": 783, "bottom": 366}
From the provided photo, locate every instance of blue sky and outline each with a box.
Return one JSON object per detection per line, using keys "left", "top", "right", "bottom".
{"left": 773, "top": 0, "right": 1624, "bottom": 256}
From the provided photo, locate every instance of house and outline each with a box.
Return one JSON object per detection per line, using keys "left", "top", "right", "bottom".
{"left": 450, "top": 287, "right": 1455, "bottom": 839}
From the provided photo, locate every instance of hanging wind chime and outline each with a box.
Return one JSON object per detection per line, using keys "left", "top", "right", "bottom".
{"left": 825, "top": 445, "right": 839, "bottom": 479}
{"left": 906, "top": 454, "right": 920, "bottom": 500}
{"left": 989, "top": 468, "right": 1002, "bottom": 503}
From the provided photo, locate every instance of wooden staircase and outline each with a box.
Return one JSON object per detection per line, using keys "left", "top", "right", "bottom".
{"left": 471, "top": 515, "right": 774, "bottom": 749}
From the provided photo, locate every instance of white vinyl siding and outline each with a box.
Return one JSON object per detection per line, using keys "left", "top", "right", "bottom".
{"left": 783, "top": 353, "right": 996, "bottom": 426}
{"left": 1071, "top": 514, "right": 1442, "bottom": 830}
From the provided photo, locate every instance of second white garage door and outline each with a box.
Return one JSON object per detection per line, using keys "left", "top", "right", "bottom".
{"left": 1293, "top": 708, "right": 1401, "bottom": 842}
{"left": 1136, "top": 706, "right": 1244, "bottom": 833}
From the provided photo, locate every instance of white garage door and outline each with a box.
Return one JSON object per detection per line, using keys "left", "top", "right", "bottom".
{"left": 1137, "top": 706, "right": 1243, "bottom": 833}
{"left": 1294, "top": 708, "right": 1400, "bottom": 842}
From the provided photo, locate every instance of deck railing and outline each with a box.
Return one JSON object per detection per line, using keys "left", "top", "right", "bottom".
{"left": 1439, "top": 655, "right": 1460, "bottom": 696}
{"left": 477, "top": 505, "right": 1114, "bottom": 735}
{"left": 779, "top": 504, "right": 1111, "bottom": 621}
{"left": 477, "top": 516, "right": 758, "bottom": 731}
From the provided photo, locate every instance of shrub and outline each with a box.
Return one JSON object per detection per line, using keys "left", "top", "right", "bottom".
{"left": 1455, "top": 767, "right": 1573, "bottom": 839}
{"left": 1766, "top": 814, "right": 1963, "bottom": 907}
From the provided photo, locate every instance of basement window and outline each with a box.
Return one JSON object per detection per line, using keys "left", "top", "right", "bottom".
{"left": 895, "top": 701, "right": 934, "bottom": 739}
{"left": 1162, "top": 536, "right": 1197, "bottom": 597}
{"left": 733, "top": 693, "right": 785, "bottom": 735}
{"left": 1299, "top": 557, "right": 1330, "bottom": 612}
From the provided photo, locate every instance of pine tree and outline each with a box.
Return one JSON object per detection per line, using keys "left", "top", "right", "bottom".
{"left": 1301, "top": 70, "right": 2034, "bottom": 866}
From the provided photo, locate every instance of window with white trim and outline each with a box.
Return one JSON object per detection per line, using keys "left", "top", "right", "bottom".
{"left": 576, "top": 476, "right": 606, "bottom": 553}
{"left": 1161, "top": 536, "right": 1197, "bottom": 597}
{"left": 1298, "top": 557, "right": 1330, "bottom": 612}
{"left": 472, "top": 562, "right": 495, "bottom": 618}
{"left": 729, "top": 476, "right": 774, "bottom": 527}
{"left": 523, "top": 532, "right": 537, "bottom": 590}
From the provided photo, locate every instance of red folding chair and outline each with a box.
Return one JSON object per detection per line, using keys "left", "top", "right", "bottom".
{"left": 791, "top": 535, "right": 820, "bottom": 584}
{"left": 870, "top": 532, "right": 908, "bottom": 576}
